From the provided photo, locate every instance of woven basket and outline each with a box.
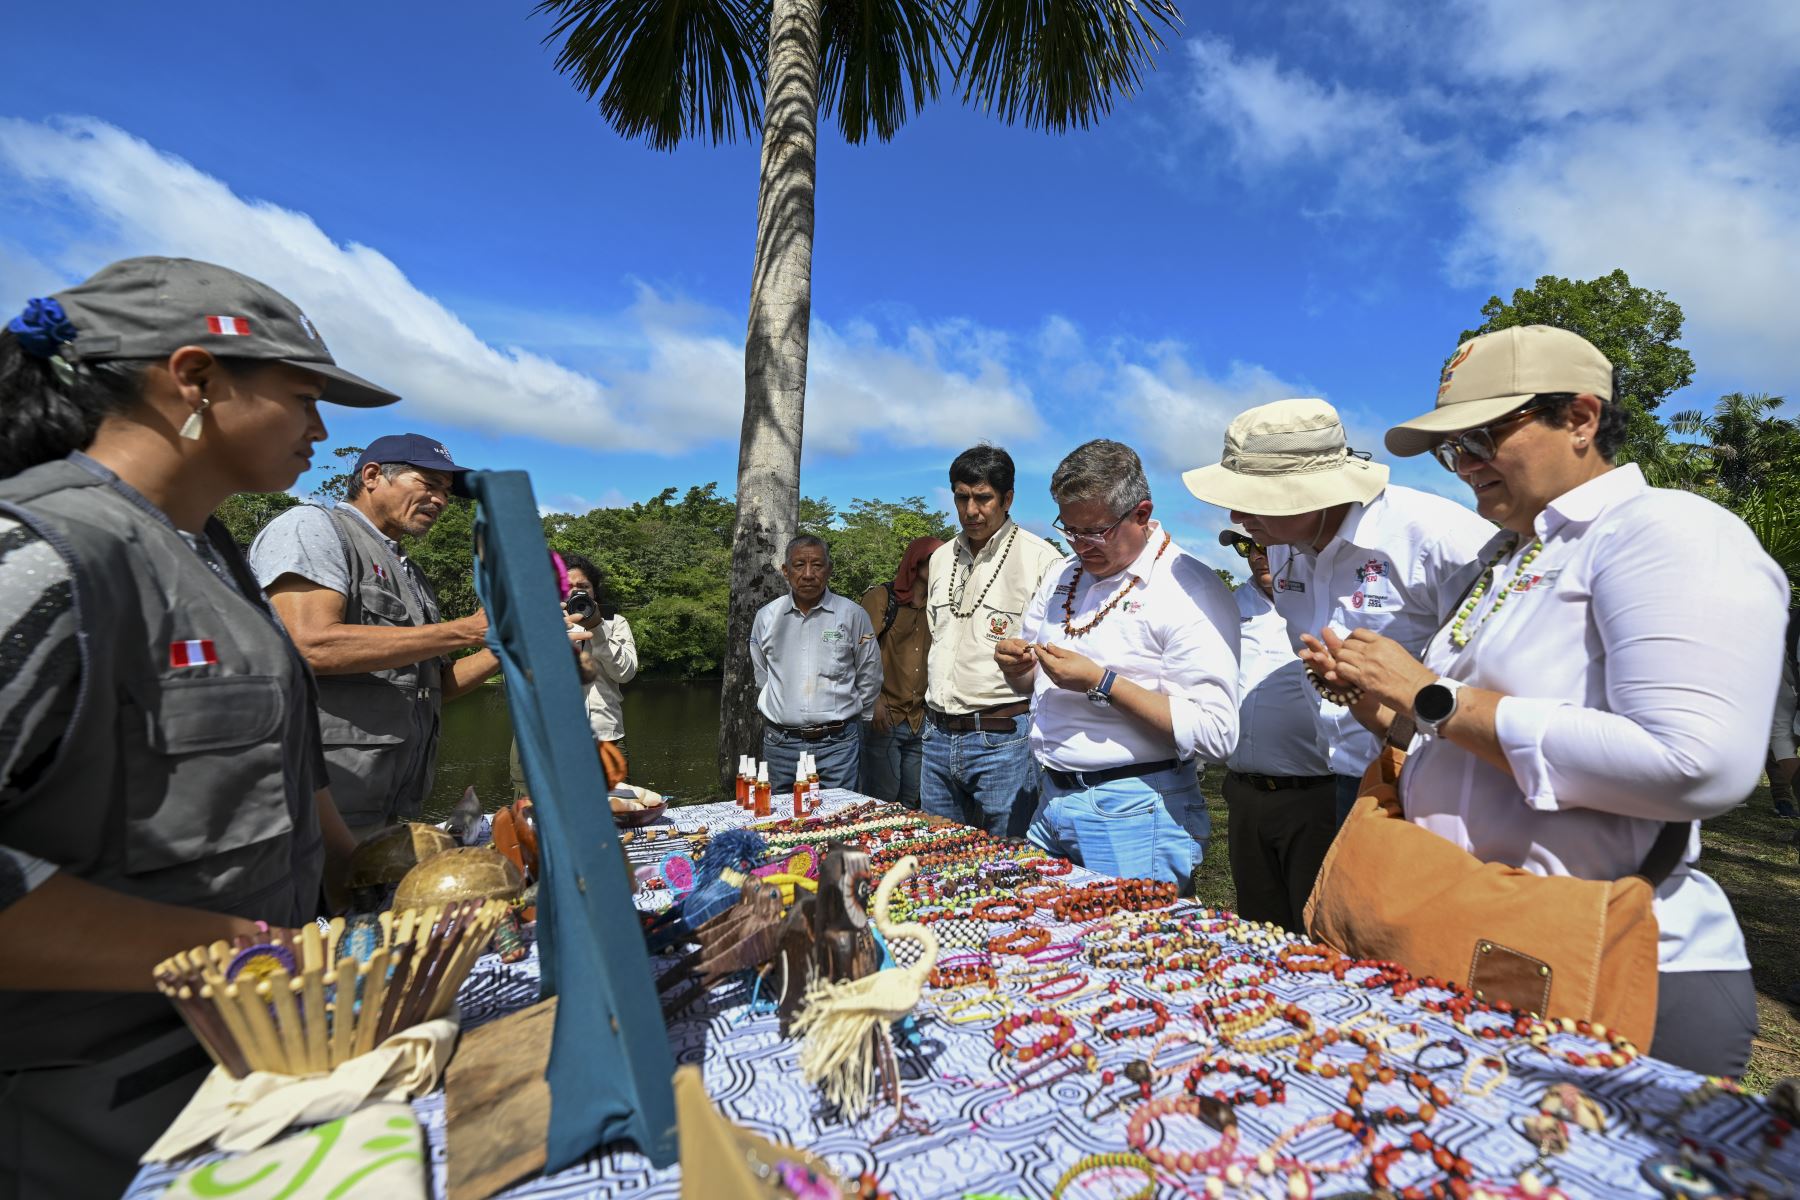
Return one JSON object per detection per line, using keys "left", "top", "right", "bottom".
{"left": 152, "top": 900, "right": 506, "bottom": 1078}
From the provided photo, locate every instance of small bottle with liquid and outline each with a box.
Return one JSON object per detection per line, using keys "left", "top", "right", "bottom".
{"left": 753, "top": 761, "right": 772, "bottom": 817}
{"left": 791, "top": 751, "right": 809, "bottom": 817}
{"left": 805, "top": 755, "right": 821, "bottom": 815}
{"left": 734, "top": 754, "right": 750, "bottom": 808}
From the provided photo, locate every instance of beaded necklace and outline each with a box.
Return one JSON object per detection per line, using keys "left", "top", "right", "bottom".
{"left": 949, "top": 526, "right": 1018, "bottom": 619}
{"left": 1449, "top": 534, "right": 1544, "bottom": 650}
{"left": 1060, "top": 532, "right": 1172, "bottom": 638}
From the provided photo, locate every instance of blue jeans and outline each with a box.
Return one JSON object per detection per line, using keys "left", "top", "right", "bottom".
{"left": 1028, "top": 762, "right": 1208, "bottom": 886}
{"left": 763, "top": 723, "right": 861, "bottom": 794}
{"left": 861, "top": 720, "right": 924, "bottom": 808}
{"left": 919, "top": 714, "right": 1039, "bottom": 837}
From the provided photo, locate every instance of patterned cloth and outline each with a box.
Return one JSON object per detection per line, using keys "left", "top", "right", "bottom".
{"left": 128, "top": 791, "right": 1800, "bottom": 1199}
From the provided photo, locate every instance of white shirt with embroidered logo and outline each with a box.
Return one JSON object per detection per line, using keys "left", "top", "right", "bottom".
{"left": 1019, "top": 522, "right": 1241, "bottom": 772}
{"left": 749, "top": 590, "right": 881, "bottom": 727}
{"left": 1267, "top": 483, "right": 1494, "bottom": 776}
{"left": 1400, "top": 465, "right": 1786, "bottom": 973}
{"left": 926, "top": 520, "right": 1062, "bottom": 715}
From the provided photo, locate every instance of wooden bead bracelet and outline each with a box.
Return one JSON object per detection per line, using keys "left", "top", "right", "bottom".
{"left": 1124, "top": 1094, "right": 1240, "bottom": 1175}
{"left": 1367, "top": 1131, "right": 1475, "bottom": 1200}
{"left": 1181, "top": 1056, "right": 1285, "bottom": 1108}
{"left": 992, "top": 1008, "right": 1078, "bottom": 1063}
{"left": 1523, "top": 1016, "right": 1639, "bottom": 1069}
{"left": 989, "top": 925, "right": 1052, "bottom": 956}
{"left": 1050, "top": 1153, "right": 1156, "bottom": 1200}
{"left": 1089, "top": 996, "right": 1170, "bottom": 1042}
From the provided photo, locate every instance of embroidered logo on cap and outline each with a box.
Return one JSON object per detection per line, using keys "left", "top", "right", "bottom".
{"left": 205, "top": 316, "right": 251, "bottom": 336}
{"left": 169, "top": 639, "right": 218, "bottom": 668}
{"left": 298, "top": 312, "right": 318, "bottom": 340}
{"left": 1438, "top": 342, "right": 1475, "bottom": 400}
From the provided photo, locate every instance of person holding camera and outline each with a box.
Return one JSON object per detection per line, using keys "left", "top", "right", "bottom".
{"left": 250, "top": 433, "right": 500, "bottom": 841}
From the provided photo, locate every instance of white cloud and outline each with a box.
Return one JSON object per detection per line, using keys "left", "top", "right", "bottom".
{"left": 0, "top": 117, "right": 1040, "bottom": 457}
{"left": 1176, "top": 4, "right": 1800, "bottom": 388}
{"left": 1106, "top": 345, "right": 1309, "bottom": 472}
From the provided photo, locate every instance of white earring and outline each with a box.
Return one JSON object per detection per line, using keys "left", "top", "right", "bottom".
{"left": 1576, "top": 436, "right": 1588, "bottom": 447}
{"left": 179, "top": 397, "right": 210, "bottom": 441}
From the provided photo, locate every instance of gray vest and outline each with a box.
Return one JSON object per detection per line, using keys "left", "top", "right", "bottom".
{"left": 313, "top": 505, "right": 444, "bottom": 832}
{"left": 0, "top": 459, "right": 323, "bottom": 1069}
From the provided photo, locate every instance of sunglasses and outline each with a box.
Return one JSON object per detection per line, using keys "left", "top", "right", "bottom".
{"left": 1224, "top": 533, "right": 1266, "bottom": 559}
{"left": 1429, "top": 397, "right": 1567, "bottom": 472}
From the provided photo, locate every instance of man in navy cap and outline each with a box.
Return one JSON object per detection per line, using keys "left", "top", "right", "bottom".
{"left": 250, "top": 434, "right": 499, "bottom": 840}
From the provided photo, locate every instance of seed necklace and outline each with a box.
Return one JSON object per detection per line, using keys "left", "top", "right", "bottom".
{"left": 1449, "top": 534, "right": 1544, "bottom": 650}
{"left": 950, "top": 526, "right": 1019, "bottom": 619}
{"left": 1061, "top": 532, "right": 1170, "bottom": 638}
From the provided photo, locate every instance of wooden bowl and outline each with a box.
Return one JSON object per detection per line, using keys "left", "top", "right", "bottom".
{"left": 152, "top": 900, "right": 506, "bottom": 1078}
{"left": 611, "top": 785, "right": 669, "bottom": 828}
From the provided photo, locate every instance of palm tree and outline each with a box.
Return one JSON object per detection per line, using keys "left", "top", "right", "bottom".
{"left": 535, "top": 0, "right": 1180, "bottom": 789}
{"left": 1664, "top": 392, "right": 1796, "bottom": 504}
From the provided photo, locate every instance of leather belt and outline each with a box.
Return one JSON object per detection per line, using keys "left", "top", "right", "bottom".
{"left": 1227, "top": 769, "right": 1336, "bottom": 793}
{"left": 1045, "top": 758, "right": 1184, "bottom": 790}
{"left": 927, "top": 701, "right": 1030, "bottom": 733}
{"left": 772, "top": 719, "right": 851, "bottom": 742}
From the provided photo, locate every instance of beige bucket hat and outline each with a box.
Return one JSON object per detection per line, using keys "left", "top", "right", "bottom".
{"left": 1386, "top": 325, "right": 1613, "bottom": 457}
{"left": 1183, "top": 399, "right": 1390, "bottom": 517}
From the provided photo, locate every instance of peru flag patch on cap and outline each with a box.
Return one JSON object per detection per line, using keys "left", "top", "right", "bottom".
{"left": 205, "top": 315, "right": 251, "bottom": 336}
{"left": 169, "top": 639, "right": 218, "bottom": 669}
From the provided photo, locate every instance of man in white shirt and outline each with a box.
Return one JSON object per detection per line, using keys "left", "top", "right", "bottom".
{"left": 1183, "top": 399, "right": 1493, "bottom": 825}
{"left": 750, "top": 536, "right": 882, "bottom": 793}
{"left": 923, "top": 446, "right": 1063, "bottom": 836}
{"left": 998, "top": 440, "right": 1239, "bottom": 884}
{"left": 1217, "top": 527, "right": 1334, "bottom": 930}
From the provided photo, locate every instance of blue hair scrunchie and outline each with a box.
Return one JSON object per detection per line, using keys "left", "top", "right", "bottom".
{"left": 6, "top": 297, "right": 78, "bottom": 359}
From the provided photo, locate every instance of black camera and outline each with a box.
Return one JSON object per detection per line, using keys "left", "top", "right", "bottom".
{"left": 564, "top": 588, "right": 598, "bottom": 621}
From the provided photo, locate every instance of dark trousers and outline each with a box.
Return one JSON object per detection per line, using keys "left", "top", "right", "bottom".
{"left": 1333, "top": 773, "right": 1363, "bottom": 828}
{"left": 1650, "top": 968, "right": 1758, "bottom": 1077}
{"left": 1224, "top": 771, "right": 1339, "bottom": 933}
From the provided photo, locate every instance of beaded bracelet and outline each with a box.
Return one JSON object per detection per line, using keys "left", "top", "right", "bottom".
{"left": 1195, "top": 988, "right": 1279, "bottom": 1039}
{"left": 943, "top": 991, "right": 1011, "bottom": 1025}
{"left": 1332, "top": 957, "right": 1411, "bottom": 989}
{"left": 1460, "top": 1052, "right": 1508, "bottom": 1100}
{"left": 1305, "top": 662, "right": 1363, "bottom": 707}
{"left": 993, "top": 1008, "right": 1077, "bottom": 1063}
{"left": 1523, "top": 1016, "right": 1639, "bottom": 1069}
{"left": 1221, "top": 1002, "right": 1315, "bottom": 1055}
{"left": 1030, "top": 973, "right": 1089, "bottom": 1003}
{"left": 1090, "top": 996, "right": 1171, "bottom": 1042}
{"left": 1265, "top": 1111, "right": 1377, "bottom": 1178}
{"left": 971, "top": 896, "right": 1035, "bottom": 922}
{"left": 1181, "top": 1056, "right": 1285, "bottom": 1108}
{"left": 929, "top": 960, "right": 998, "bottom": 990}
{"left": 990, "top": 926, "right": 1052, "bottom": 956}
{"left": 1367, "top": 1131, "right": 1475, "bottom": 1200}
{"left": 1025, "top": 941, "right": 1082, "bottom": 965}
{"left": 1027, "top": 856, "right": 1074, "bottom": 876}
{"left": 1125, "top": 1094, "right": 1240, "bottom": 1175}
{"left": 1051, "top": 1153, "right": 1156, "bottom": 1200}
{"left": 1275, "top": 942, "right": 1341, "bottom": 974}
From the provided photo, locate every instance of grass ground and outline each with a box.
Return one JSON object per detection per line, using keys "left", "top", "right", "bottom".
{"left": 1189, "top": 772, "right": 1800, "bottom": 1092}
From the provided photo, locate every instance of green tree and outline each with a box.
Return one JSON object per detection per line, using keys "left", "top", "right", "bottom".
{"left": 536, "top": 0, "right": 1180, "bottom": 788}
{"left": 1664, "top": 392, "right": 1800, "bottom": 505}
{"left": 314, "top": 445, "right": 366, "bottom": 504}
{"left": 214, "top": 491, "right": 301, "bottom": 550}
{"left": 1461, "top": 270, "right": 1693, "bottom": 464}
{"left": 807, "top": 495, "right": 955, "bottom": 600}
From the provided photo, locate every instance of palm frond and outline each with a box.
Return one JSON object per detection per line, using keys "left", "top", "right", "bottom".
{"left": 954, "top": 0, "right": 1181, "bottom": 131}
{"left": 1736, "top": 492, "right": 1800, "bottom": 592}
{"left": 818, "top": 0, "right": 955, "bottom": 143}
{"left": 537, "top": 0, "right": 769, "bottom": 149}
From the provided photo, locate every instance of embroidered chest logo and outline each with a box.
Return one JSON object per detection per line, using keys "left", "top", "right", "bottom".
{"left": 1510, "top": 568, "right": 1562, "bottom": 594}
{"left": 987, "top": 614, "right": 1011, "bottom": 637}
{"left": 1275, "top": 579, "right": 1306, "bottom": 593}
{"left": 1122, "top": 599, "right": 1145, "bottom": 614}
{"left": 822, "top": 627, "right": 845, "bottom": 644}
{"left": 1361, "top": 559, "right": 1390, "bottom": 584}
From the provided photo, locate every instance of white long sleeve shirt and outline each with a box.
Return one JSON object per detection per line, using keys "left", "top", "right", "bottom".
{"left": 1400, "top": 465, "right": 1787, "bottom": 973}
{"left": 1226, "top": 584, "right": 1331, "bottom": 777}
{"left": 1269, "top": 484, "right": 1495, "bottom": 777}
{"left": 1020, "top": 523, "right": 1240, "bottom": 771}
{"left": 582, "top": 615, "right": 637, "bottom": 741}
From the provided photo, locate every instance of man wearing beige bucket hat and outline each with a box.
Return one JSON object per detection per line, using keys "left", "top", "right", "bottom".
{"left": 1183, "top": 399, "right": 1492, "bottom": 826}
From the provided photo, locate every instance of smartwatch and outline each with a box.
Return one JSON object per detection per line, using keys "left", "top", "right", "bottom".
{"left": 1412, "top": 677, "right": 1466, "bottom": 736}
{"left": 1087, "top": 670, "right": 1118, "bottom": 707}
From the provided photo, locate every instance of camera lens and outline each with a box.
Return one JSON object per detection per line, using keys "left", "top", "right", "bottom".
{"left": 564, "top": 589, "right": 597, "bottom": 620}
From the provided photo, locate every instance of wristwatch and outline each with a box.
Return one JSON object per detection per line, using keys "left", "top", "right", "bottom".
{"left": 1412, "top": 677, "right": 1466, "bottom": 736}
{"left": 1087, "top": 670, "right": 1118, "bottom": 707}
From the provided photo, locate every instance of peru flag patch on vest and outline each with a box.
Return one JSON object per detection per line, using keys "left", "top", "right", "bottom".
{"left": 204, "top": 315, "right": 251, "bottom": 336}
{"left": 169, "top": 639, "right": 219, "bottom": 668}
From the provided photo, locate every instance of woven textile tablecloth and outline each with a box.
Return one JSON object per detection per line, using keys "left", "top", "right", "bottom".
{"left": 127, "top": 790, "right": 1800, "bottom": 1199}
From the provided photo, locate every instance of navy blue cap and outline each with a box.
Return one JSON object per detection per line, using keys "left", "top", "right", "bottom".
{"left": 356, "top": 434, "right": 474, "bottom": 497}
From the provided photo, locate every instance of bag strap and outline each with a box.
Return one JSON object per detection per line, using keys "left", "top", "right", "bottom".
{"left": 876, "top": 582, "right": 900, "bottom": 642}
{"left": 1636, "top": 820, "right": 1690, "bottom": 888}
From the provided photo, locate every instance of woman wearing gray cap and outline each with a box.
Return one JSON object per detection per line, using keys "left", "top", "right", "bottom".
{"left": 1303, "top": 325, "right": 1785, "bottom": 1075}
{"left": 0, "top": 257, "right": 399, "bottom": 1193}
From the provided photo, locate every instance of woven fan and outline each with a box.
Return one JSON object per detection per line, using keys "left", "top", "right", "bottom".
{"left": 152, "top": 900, "right": 507, "bottom": 1078}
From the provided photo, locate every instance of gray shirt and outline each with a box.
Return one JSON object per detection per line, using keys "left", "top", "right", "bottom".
{"left": 248, "top": 502, "right": 431, "bottom": 614}
{"left": 750, "top": 590, "right": 881, "bottom": 726}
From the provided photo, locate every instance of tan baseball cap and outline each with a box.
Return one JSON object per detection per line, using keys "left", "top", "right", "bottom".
{"left": 1385, "top": 325, "right": 1612, "bottom": 457}
{"left": 1182, "top": 399, "right": 1389, "bottom": 517}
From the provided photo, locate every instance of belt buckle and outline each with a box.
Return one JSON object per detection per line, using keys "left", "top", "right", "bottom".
{"left": 1258, "top": 775, "right": 1277, "bottom": 792}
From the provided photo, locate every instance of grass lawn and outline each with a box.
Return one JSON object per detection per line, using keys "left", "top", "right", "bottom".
{"left": 1189, "top": 771, "right": 1800, "bottom": 1092}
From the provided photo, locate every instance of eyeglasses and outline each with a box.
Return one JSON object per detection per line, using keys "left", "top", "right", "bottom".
{"left": 1430, "top": 398, "right": 1565, "bottom": 472}
{"left": 1052, "top": 510, "right": 1133, "bottom": 547}
{"left": 1223, "top": 534, "right": 1266, "bottom": 560}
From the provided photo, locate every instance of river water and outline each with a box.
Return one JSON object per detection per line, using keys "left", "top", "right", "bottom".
{"left": 424, "top": 678, "right": 726, "bottom": 820}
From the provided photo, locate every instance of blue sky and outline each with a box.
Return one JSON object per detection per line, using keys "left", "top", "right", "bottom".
{"left": 2, "top": 1, "right": 1796, "bottom": 571}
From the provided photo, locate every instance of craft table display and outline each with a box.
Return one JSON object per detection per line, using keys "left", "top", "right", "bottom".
{"left": 127, "top": 790, "right": 1800, "bottom": 1200}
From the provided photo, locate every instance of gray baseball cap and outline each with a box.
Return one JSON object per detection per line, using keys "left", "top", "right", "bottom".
{"left": 48, "top": 256, "right": 398, "bottom": 408}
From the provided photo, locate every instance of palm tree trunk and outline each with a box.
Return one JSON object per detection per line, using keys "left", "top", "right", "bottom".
{"left": 718, "top": 0, "right": 822, "bottom": 791}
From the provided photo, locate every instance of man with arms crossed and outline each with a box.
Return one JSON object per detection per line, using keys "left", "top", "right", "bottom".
{"left": 923, "top": 445, "right": 1062, "bottom": 836}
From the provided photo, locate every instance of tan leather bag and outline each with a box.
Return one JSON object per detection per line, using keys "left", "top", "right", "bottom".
{"left": 1303, "top": 744, "right": 1687, "bottom": 1051}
